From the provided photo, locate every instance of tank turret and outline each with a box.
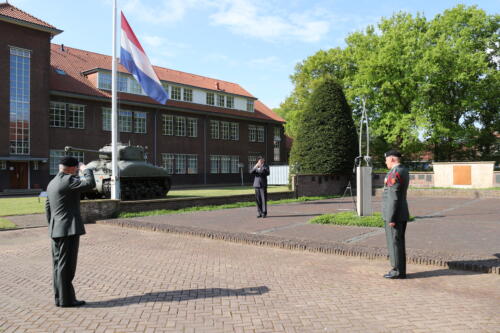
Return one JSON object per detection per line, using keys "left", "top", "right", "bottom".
{"left": 64, "top": 143, "right": 171, "bottom": 200}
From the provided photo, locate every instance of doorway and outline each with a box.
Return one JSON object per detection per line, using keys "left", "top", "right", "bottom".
{"left": 8, "top": 162, "right": 29, "bottom": 189}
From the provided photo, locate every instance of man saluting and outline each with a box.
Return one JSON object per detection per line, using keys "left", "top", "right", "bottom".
{"left": 382, "top": 150, "right": 410, "bottom": 279}
{"left": 45, "top": 156, "right": 95, "bottom": 307}
{"left": 251, "top": 156, "right": 270, "bottom": 218}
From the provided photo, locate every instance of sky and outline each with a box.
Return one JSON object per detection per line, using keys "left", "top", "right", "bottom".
{"left": 9, "top": 0, "right": 499, "bottom": 109}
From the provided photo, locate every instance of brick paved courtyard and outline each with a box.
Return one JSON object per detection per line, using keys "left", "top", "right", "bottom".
{"left": 1, "top": 225, "right": 499, "bottom": 333}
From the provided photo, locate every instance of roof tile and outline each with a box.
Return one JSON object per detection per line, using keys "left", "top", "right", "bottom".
{"left": 0, "top": 3, "right": 59, "bottom": 32}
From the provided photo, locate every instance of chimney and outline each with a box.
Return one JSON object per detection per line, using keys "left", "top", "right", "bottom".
{"left": 216, "top": 82, "right": 220, "bottom": 90}
{"left": 61, "top": 44, "right": 65, "bottom": 52}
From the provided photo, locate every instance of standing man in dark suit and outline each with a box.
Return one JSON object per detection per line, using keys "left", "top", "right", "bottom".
{"left": 45, "top": 156, "right": 95, "bottom": 307}
{"left": 251, "top": 156, "right": 270, "bottom": 218}
{"left": 382, "top": 150, "right": 410, "bottom": 279}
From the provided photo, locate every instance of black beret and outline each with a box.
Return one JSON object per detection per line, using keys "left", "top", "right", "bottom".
{"left": 60, "top": 156, "right": 79, "bottom": 167}
{"left": 384, "top": 150, "right": 402, "bottom": 158}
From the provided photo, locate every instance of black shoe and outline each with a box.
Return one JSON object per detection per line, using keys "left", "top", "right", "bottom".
{"left": 257, "top": 215, "right": 262, "bottom": 218}
{"left": 60, "top": 300, "right": 86, "bottom": 307}
{"left": 262, "top": 214, "right": 267, "bottom": 218}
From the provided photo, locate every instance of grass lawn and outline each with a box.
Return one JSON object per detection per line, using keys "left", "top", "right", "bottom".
{"left": 0, "top": 197, "right": 46, "bottom": 217}
{"left": 0, "top": 217, "right": 17, "bottom": 229}
{"left": 310, "top": 211, "right": 415, "bottom": 228}
{"left": 119, "top": 195, "right": 337, "bottom": 218}
{"left": 167, "top": 185, "right": 290, "bottom": 198}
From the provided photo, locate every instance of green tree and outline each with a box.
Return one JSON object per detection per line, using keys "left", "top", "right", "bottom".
{"left": 279, "top": 5, "right": 499, "bottom": 162}
{"left": 289, "top": 79, "right": 358, "bottom": 174}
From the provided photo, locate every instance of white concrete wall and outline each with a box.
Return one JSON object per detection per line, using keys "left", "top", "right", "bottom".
{"left": 432, "top": 162, "right": 495, "bottom": 188}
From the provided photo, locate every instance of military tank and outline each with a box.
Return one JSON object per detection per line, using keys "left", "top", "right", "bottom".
{"left": 64, "top": 144, "right": 171, "bottom": 200}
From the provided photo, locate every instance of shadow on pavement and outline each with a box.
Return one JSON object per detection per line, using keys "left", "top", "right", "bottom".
{"left": 266, "top": 214, "right": 321, "bottom": 218}
{"left": 407, "top": 269, "right": 485, "bottom": 279}
{"left": 85, "top": 286, "right": 270, "bottom": 308}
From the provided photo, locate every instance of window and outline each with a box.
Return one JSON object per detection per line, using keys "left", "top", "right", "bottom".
{"left": 183, "top": 88, "right": 193, "bottom": 102}
{"left": 231, "top": 156, "right": 239, "bottom": 173}
{"left": 187, "top": 155, "right": 198, "bottom": 174}
{"left": 162, "top": 114, "right": 174, "bottom": 136}
{"left": 175, "top": 154, "right": 186, "bottom": 174}
{"left": 68, "top": 104, "right": 85, "bottom": 129}
{"left": 226, "top": 96, "right": 234, "bottom": 109}
{"left": 9, "top": 47, "right": 31, "bottom": 155}
{"left": 248, "top": 155, "right": 260, "bottom": 172}
{"left": 49, "top": 102, "right": 66, "bottom": 128}
{"left": 206, "top": 92, "right": 214, "bottom": 105}
{"left": 221, "top": 122, "right": 230, "bottom": 140}
{"left": 247, "top": 99, "right": 254, "bottom": 112}
{"left": 176, "top": 117, "right": 186, "bottom": 136}
{"left": 217, "top": 94, "right": 225, "bottom": 107}
{"left": 248, "top": 125, "right": 256, "bottom": 142}
{"left": 221, "top": 156, "right": 231, "bottom": 174}
{"left": 257, "top": 126, "right": 265, "bottom": 142}
{"left": 210, "top": 155, "right": 220, "bottom": 173}
{"left": 102, "top": 108, "right": 111, "bottom": 131}
{"left": 187, "top": 118, "right": 198, "bottom": 137}
{"left": 161, "top": 153, "right": 174, "bottom": 174}
{"left": 274, "top": 127, "right": 281, "bottom": 162}
{"left": 50, "top": 150, "right": 84, "bottom": 175}
{"left": 129, "top": 77, "right": 143, "bottom": 95}
{"left": 32, "top": 161, "right": 39, "bottom": 170}
{"left": 0, "top": 161, "right": 6, "bottom": 170}
{"left": 210, "top": 120, "right": 219, "bottom": 139}
{"left": 230, "top": 122, "right": 239, "bottom": 141}
{"left": 118, "top": 74, "right": 128, "bottom": 92}
{"left": 161, "top": 82, "right": 169, "bottom": 93}
{"left": 98, "top": 71, "right": 112, "bottom": 90}
{"left": 171, "top": 86, "right": 181, "bottom": 100}
{"left": 119, "top": 111, "right": 133, "bottom": 132}
{"left": 134, "top": 112, "right": 147, "bottom": 133}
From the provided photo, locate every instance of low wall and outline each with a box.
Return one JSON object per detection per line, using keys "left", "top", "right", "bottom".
{"left": 373, "top": 172, "right": 434, "bottom": 188}
{"left": 494, "top": 172, "right": 500, "bottom": 187}
{"left": 433, "top": 161, "right": 495, "bottom": 188}
{"left": 291, "top": 174, "right": 350, "bottom": 197}
{"left": 80, "top": 199, "right": 120, "bottom": 223}
{"left": 374, "top": 188, "right": 500, "bottom": 198}
{"left": 80, "top": 191, "right": 295, "bottom": 222}
{"left": 120, "top": 191, "right": 294, "bottom": 213}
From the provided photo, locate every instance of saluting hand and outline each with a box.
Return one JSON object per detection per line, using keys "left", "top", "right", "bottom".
{"left": 389, "top": 222, "right": 396, "bottom": 227}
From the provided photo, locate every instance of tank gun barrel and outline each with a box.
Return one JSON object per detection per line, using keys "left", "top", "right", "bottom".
{"left": 64, "top": 146, "right": 111, "bottom": 155}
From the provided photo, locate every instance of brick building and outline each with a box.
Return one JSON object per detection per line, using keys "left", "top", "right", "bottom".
{"left": 0, "top": 3, "right": 286, "bottom": 192}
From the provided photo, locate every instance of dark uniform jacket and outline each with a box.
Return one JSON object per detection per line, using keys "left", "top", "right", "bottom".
{"left": 251, "top": 165, "right": 270, "bottom": 188}
{"left": 382, "top": 164, "right": 410, "bottom": 222}
{"left": 45, "top": 169, "right": 95, "bottom": 238}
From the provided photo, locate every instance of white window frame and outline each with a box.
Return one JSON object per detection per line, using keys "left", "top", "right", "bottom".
{"left": 187, "top": 118, "right": 198, "bottom": 137}
{"left": 119, "top": 110, "right": 133, "bottom": 133}
{"left": 161, "top": 153, "right": 175, "bottom": 174}
{"left": 226, "top": 96, "right": 234, "bottom": 109}
{"left": 50, "top": 150, "right": 84, "bottom": 175}
{"left": 247, "top": 99, "right": 254, "bottom": 112}
{"left": 0, "top": 161, "right": 6, "bottom": 170}
{"left": 206, "top": 92, "right": 215, "bottom": 106}
{"left": 221, "top": 121, "right": 230, "bottom": 140}
{"left": 210, "top": 120, "right": 219, "bottom": 139}
{"left": 67, "top": 103, "right": 85, "bottom": 129}
{"left": 183, "top": 88, "right": 193, "bottom": 102}
{"left": 134, "top": 112, "right": 147, "bottom": 134}
{"left": 175, "top": 154, "right": 186, "bottom": 174}
{"left": 210, "top": 155, "right": 220, "bottom": 174}
{"left": 162, "top": 114, "right": 174, "bottom": 136}
{"left": 187, "top": 154, "right": 198, "bottom": 174}
{"left": 49, "top": 102, "right": 66, "bottom": 128}
{"left": 231, "top": 156, "right": 239, "bottom": 174}
{"left": 217, "top": 94, "right": 225, "bottom": 107}
{"left": 176, "top": 116, "right": 186, "bottom": 136}
{"left": 171, "top": 86, "right": 181, "bottom": 100}
{"left": 221, "top": 156, "right": 231, "bottom": 174}
{"left": 230, "top": 122, "right": 239, "bottom": 141}
{"left": 257, "top": 126, "right": 265, "bottom": 143}
{"left": 248, "top": 125, "right": 256, "bottom": 142}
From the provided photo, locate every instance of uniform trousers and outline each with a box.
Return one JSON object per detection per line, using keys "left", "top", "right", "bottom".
{"left": 384, "top": 220, "right": 407, "bottom": 275}
{"left": 254, "top": 187, "right": 268, "bottom": 216}
{"left": 51, "top": 235, "right": 80, "bottom": 306}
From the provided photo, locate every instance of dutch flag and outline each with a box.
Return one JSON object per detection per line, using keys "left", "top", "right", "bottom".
{"left": 120, "top": 12, "right": 169, "bottom": 104}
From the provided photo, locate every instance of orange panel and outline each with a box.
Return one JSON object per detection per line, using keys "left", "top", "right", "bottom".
{"left": 453, "top": 165, "right": 471, "bottom": 185}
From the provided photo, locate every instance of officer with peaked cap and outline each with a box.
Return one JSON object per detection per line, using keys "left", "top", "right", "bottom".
{"left": 45, "top": 156, "right": 95, "bottom": 307}
{"left": 382, "top": 150, "right": 410, "bottom": 279}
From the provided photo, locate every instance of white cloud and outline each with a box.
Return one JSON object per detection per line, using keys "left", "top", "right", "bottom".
{"left": 209, "top": 0, "right": 330, "bottom": 43}
{"left": 122, "top": 0, "right": 200, "bottom": 24}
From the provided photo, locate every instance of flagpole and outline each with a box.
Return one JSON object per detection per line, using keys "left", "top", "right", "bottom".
{"left": 111, "top": 0, "right": 120, "bottom": 200}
